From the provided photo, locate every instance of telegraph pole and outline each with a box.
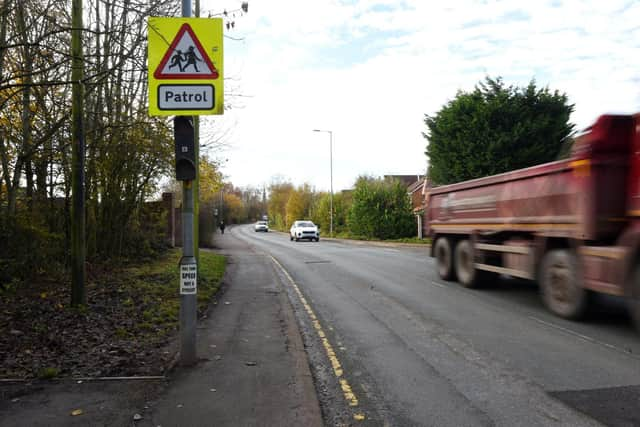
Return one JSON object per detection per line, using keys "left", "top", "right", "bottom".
{"left": 70, "top": 0, "right": 86, "bottom": 306}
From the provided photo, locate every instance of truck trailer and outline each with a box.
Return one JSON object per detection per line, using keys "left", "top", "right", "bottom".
{"left": 427, "top": 113, "right": 640, "bottom": 325}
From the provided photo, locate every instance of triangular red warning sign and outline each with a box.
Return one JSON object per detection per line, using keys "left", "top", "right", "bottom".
{"left": 154, "top": 23, "right": 219, "bottom": 80}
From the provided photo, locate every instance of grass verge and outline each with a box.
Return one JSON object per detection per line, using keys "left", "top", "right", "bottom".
{"left": 331, "top": 231, "right": 431, "bottom": 245}
{"left": 125, "top": 249, "right": 227, "bottom": 336}
{"left": 0, "top": 248, "right": 227, "bottom": 378}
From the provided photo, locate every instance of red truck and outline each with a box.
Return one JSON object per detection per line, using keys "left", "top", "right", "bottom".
{"left": 427, "top": 113, "right": 640, "bottom": 325}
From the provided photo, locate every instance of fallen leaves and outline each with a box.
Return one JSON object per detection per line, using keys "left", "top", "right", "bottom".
{"left": 0, "top": 251, "right": 224, "bottom": 380}
{"left": 1, "top": 276, "right": 172, "bottom": 379}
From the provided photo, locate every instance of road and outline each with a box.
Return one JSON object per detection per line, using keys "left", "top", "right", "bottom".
{"left": 232, "top": 225, "right": 640, "bottom": 427}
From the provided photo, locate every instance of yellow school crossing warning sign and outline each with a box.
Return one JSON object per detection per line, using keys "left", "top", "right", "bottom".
{"left": 148, "top": 17, "right": 223, "bottom": 116}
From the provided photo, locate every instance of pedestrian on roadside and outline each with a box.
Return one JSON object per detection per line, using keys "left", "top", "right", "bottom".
{"left": 219, "top": 220, "right": 225, "bottom": 234}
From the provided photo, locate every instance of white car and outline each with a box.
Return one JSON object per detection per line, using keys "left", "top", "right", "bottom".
{"left": 290, "top": 220, "right": 320, "bottom": 242}
{"left": 254, "top": 220, "right": 269, "bottom": 232}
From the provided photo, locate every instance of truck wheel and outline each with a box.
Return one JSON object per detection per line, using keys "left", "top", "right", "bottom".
{"left": 454, "top": 239, "right": 483, "bottom": 288}
{"left": 434, "top": 237, "right": 455, "bottom": 281}
{"left": 539, "top": 249, "right": 588, "bottom": 319}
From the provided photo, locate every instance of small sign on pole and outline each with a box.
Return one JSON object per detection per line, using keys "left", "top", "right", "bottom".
{"left": 180, "top": 263, "right": 197, "bottom": 294}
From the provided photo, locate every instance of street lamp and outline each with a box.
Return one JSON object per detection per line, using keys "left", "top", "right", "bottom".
{"left": 313, "top": 129, "right": 333, "bottom": 237}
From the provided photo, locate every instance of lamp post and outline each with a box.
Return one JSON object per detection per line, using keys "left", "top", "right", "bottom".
{"left": 313, "top": 129, "right": 333, "bottom": 237}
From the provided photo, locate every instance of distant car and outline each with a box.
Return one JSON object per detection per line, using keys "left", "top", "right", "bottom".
{"left": 254, "top": 221, "right": 269, "bottom": 232}
{"left": 290, "top": 220, "right": 319, "bottom": 242}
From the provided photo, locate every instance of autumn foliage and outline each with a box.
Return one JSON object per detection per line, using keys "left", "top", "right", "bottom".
{"left": 0, "top": 0, "right": 180, "bottom": 287}
{"left": 265, "top": 176, "right": 415, "bottom": 240}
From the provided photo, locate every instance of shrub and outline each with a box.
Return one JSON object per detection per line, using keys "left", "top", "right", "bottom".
{"left": 348, "top": 176, "right": 415, "bottom": 240}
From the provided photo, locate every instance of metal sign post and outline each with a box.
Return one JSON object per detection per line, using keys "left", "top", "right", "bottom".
{"left": 179, "top": 182, "right": 197, "bottom": 366}
{"left": 180, "top": 181, "right": 198, "bottom": 366}
{"left": 175, "top": 115, "right": 197, "bottom": 366}
{"left": 179, "top": 0, "right": 195, "bottom": 367}
{"left": 148, "top": 0, "right": 224, "bottom": 367}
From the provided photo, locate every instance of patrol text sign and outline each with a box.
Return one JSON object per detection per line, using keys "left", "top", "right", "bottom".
{"left": 159, "top": 85, "right": 214, "bottom": 110}
{"left": 148, "top": 17, "right": 223, "bottom": 116}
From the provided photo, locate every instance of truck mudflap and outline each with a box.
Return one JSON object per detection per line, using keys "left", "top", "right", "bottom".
{"left": 628, "top": 265, "right": 640, "bottom": 330}
{"left": 579, "top": 246, "right": 627, "bottom": 296}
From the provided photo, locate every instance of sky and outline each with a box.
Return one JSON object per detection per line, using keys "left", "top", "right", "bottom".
{"left": 198, "top": 0, "right": 640, "bottom": 192}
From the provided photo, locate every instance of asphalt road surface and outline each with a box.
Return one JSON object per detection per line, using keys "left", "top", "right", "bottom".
{"left": 232, "top": 225, "right": 640, "bottom": 427}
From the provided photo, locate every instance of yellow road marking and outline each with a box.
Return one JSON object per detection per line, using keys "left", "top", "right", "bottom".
{"left": 270, "top": 255, "right": 362, "bottom": 415}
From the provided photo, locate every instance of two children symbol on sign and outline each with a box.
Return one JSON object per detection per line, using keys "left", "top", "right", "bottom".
{"left": 168, "top": 46, "right": 203, "bottom": 73}
{"left": 154, "top": 23, "right": 219, "bottom": 79}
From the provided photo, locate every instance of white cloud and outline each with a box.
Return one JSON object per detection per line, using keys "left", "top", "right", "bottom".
{"left": 201, "top": 0, "right": 640, "bottom": 191}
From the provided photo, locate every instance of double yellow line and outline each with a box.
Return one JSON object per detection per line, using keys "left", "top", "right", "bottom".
{"left": 270, "top": 255, "right": 366, "bottom": 422}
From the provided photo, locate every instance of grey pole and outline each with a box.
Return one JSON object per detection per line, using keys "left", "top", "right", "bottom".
{"left": 180, "top": 181, "right": 197, "bottom": 366}
{"left": 70, "top": 0, "right": 86, "bottom": 306}
{"left": 313, "top": 129, "right": 334, "bottom": 237}
{"left": 179, "top": 0, "right": 197, "bottom": 367}
{"left": 329, "top": 130, "right": 333, "bottom": 238}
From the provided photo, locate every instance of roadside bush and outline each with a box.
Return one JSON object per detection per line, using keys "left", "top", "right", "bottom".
{"left": 311, "top": 192, "right": 351, "bottom": 235}
{"left": 348, "top": 176, "right": 415, "bottom": 240}
{"left": 0, "top": 194, "right": 172, "bottom": 292}
{"left": 120, "top": 204, "right": 170, "bottom": 260}
{"left": 0, "top": 215, "right": 66, "bottom": 288}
